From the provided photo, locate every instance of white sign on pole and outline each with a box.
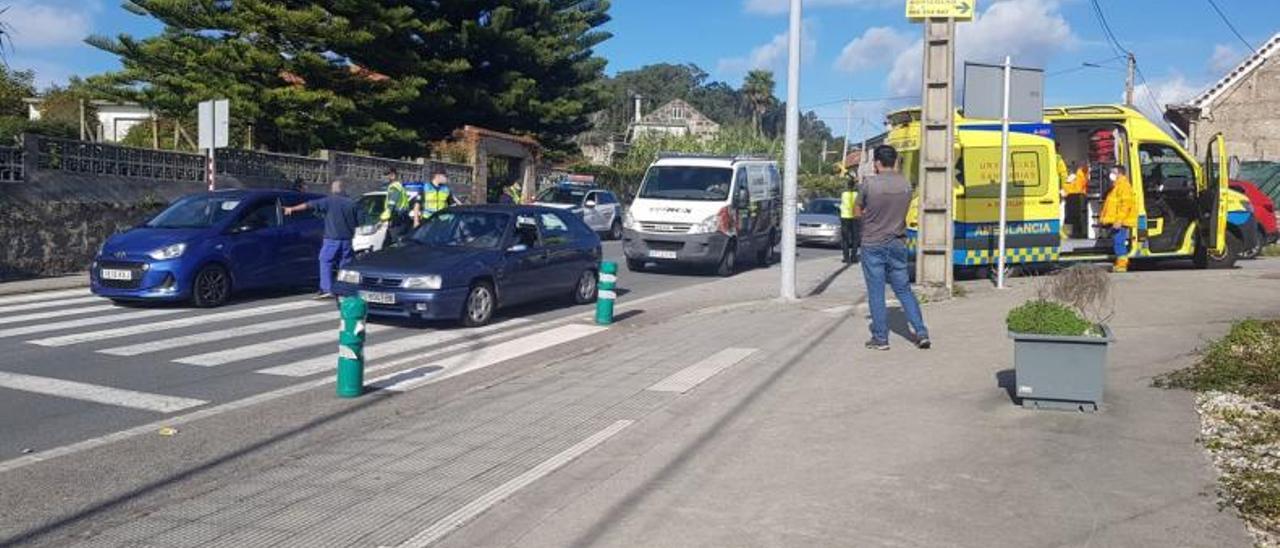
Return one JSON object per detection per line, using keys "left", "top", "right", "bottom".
{"left": 198, "top": 99, "right": 230, "bottom": 150}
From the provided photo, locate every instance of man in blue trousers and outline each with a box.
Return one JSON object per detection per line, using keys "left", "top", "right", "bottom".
{"left": 284, "top": 179, "right": 359, "bottom": 299}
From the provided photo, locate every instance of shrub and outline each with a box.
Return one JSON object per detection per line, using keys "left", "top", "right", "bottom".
{"left": 1006, "top": 299, "right": 1093, "bottom": 336}
{"left": 1037, "top": 264, "right": 1113, "bottom": 326}
{"left": 1154, "top": 319, "right": 1280, "bottom": 398}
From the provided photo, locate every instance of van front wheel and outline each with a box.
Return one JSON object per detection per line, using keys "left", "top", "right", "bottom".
{"left": 715, "top": 241, "right": 737, "bottom": 277}
{"left": 1193, "top": 231, "right": 1241, "bottom": 269}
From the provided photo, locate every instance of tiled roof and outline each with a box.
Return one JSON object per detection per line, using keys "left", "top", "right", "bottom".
{"left": 1189, "top": 31, "right": 1280, "bottom": 109}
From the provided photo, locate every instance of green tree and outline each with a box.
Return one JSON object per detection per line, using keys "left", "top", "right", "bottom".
{"left": 0, "top": 64, "right": 34, "bottom": 117}
{"left": 741, "top": 70, "right": 776, "bottom": 137}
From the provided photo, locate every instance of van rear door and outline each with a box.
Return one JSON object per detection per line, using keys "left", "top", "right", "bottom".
{"left": 1202, "top": 133, "right": 1230, "bottom": 255}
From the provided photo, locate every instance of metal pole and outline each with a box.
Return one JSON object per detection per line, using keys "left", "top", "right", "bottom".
{"left": 780, "top": 0, "right": 801, "bottom": 301}
{"left": 996, "top": 56, "right": 1012, "bottom": 289}
{"left": 1124, "top": 53, "right": 1135, "bottom": 107}
{"left": 841, "top": 98, "right": 852, "bottom": 167}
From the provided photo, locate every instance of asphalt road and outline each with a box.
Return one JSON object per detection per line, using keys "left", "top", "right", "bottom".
{"left": 0, "top": 241, "right": 840, "bottom": 460}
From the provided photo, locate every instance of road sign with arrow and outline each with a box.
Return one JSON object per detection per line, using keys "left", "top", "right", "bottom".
{"left": 906, "top": 0, "right": 975, "bottom": 21}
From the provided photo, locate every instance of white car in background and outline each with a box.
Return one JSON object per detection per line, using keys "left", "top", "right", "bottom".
{"left": 534, "top": 183, "right": 625, "bottom": 240}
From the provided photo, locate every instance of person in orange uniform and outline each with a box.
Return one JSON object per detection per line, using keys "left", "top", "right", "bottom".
{"left": 1099, "top": 164, "right": 1138, "bottom": 272}
{"left": 1059, "top": 161, "right": 1088, "bottom": 238}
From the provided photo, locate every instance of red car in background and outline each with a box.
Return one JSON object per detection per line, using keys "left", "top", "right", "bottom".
{"left": 1230, "top": 179, "right": 1278, "bottom": 259}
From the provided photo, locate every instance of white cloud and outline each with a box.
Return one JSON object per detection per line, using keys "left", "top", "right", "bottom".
{"left": 3, "top": 1, "right": 94, "bottom": 50}
{"left": 1208, "top": 44, "right": 1243, "bottom": 75}
{"left": 834, "top": 26, "right": 913, "bottom": 73}
{"left": 1132, "top": 72, "right": 1204, "bottom": 123}
{"left": 886, "top": 0, "right": 1076, "bottom": 96}
{"left": 716, "top": 21, "right": 818, "bottom": 78}
{"left": 744, "top": 0, "right": 895, "bottom": 15}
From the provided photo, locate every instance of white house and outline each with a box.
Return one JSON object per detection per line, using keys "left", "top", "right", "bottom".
{"left": 24, "top": 98, "right": 155, "bottom": 143}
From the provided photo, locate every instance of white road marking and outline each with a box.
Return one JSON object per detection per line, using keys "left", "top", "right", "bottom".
{"left": 391, "top": 420, "right": 634, "bottom": 548}
{"left": 174, "top": 323, "right": 397, "bottom": 366}
{"left": 647, "top": 348, "right": 757, "bottom": 393}
{"left": 821, "top": 304, "right": 853, "bottom": 315}
{"left": 0, "top": 371, "right": 207, "bottom": 413}
{"left": 27, "top": 300, "right": 324, "bottom": 347}
{"left": 0, "top": 304, "right": 119, "bottom": 326}
{"left": 98, "top": 311, "right": 339, "bottom": 356}
{"left": 0, "top": 296, "right": 102, "bottom": 315}
{"left": 371, "top": 323, "right": 606, "bottom": 392}
{"left": 0, "top": 288, "right": 89, "bottom": 306}
{"left": 256, "top": 318, "right": 530, "bottom": 377}
{"left": 0, "top": 308, "right": 186, "bottom": 339}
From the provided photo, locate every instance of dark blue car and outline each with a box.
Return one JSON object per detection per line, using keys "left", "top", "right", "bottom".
{"left": 333, "top": 205, "right": 602, "bottom": 326}
{"left": 91, "top": 189, "right": 325, "bottom": 307}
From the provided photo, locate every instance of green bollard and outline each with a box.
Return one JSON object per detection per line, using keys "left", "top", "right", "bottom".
{"left": 337, "top": 295, "right": 367, "bottom": 398}
{"left": 596, "top": 261, "right": 617, "bottom": 325}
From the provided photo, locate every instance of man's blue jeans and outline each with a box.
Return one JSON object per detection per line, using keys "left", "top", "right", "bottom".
{"left": 860, "top": 239, "right": 929, "bottom": 344}
{"left": 1113, "top": 227, "right": 1130, "bottom": 256}
{"left": 319, "top": 239, "right": 354, "bottom": 294}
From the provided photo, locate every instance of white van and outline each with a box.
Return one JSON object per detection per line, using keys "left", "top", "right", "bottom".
{"left": 622, "top": 154, "right": 782, "bottom": 275}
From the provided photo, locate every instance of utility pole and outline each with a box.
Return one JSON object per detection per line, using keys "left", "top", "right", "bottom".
{"left": 1124, "top": 53, "right": 1136, "bottom": 107}
{"left": 780, "top": 0, "right": 801, "bottom": 301}
{"left": 915, "top": 18, "right": 958, "bottom": 294}
{"left": 78, "top": 99, "right": 86, "bottom": 141}
{"left": 841, "top": 97, "right": 852, "bottom": 169}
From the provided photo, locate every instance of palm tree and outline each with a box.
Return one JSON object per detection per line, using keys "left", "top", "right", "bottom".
{"left": 741, "top": 70, "right": 776, "bottom": 137}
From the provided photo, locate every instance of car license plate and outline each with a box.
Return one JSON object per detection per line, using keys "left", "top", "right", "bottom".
{"left": 648, "top": 250, "right": 677, "bottom": 259}
{"left": 100, "top": 268, "right": 132, "bottom": 281}
{"left": 359, "top": 290, "right": 396, "bottom": 305}
{"left": 798, "top": 227, "right": 816, "bottom": 236}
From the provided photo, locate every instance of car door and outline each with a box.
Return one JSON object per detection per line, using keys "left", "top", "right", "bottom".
{"left": 225, "top": 199, "right": 285, "bottom": 289}
{"left": 280, "top": 193, "right": 324, "bottom": 285}
{"left": 581, "top": 191, "right": 606, "bottom": 232}
{"left": 597, "top": 191, "right": 620, "bottom": 228}
{"left": 538, "top": 211, "right": 584, "bottom": 295}
{"left": 498, "top": 214, "right": 554, "bottom": 304}
{"left": 1202, "top": 133, "right": 1230, "bottom": 256}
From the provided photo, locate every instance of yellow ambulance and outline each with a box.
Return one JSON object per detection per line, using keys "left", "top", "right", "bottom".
{"left": 892, "top": 104, "right": 1251, "bottom": 273}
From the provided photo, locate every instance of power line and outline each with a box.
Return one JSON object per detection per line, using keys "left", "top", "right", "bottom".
{"left": 1088, "top": 0, "right": 1128, "bottom": 57}
{"left": 1205, "top": 0, "right": 1257, "bottom": 54}
{"left": 800, "top": 94, "right": 919, "bottom": 110}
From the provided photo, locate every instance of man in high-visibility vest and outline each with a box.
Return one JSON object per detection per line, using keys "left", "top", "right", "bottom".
{"left": 413, "top": 168, "right": 455, "bottom": 228}
{"left": 381, "top": 169, "right": 412, "bottom": 242}
{"left": 839, "top": 176, "right": 861, "bottom": 264}
{"left": 1100, "top": 164, "right": 1138, "bottom": 272}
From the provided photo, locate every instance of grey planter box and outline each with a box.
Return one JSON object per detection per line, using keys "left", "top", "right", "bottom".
{"left": 1009, "top": 326, "right": 1113, "bottom": 411}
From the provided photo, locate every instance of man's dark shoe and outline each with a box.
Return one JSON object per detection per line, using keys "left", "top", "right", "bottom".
{"left": 916, "top": 338, "right": 931, "bottom": 350}
{"left": 865, "top": 339, "right": 890, "bottom": 351}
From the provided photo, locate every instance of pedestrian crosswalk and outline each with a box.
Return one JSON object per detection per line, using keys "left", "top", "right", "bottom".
{"left": 0, "top": 290, "right": 604, "bottom": 424}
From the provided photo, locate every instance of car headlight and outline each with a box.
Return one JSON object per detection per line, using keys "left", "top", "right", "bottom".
{"left": 147, "top": 243, "right": 186, "bottom": 260}
{"left": 401, "top": 275, "right": 442, "bottom": 290}
{"left": 336, "top": 269, "right": 361, "bottom": 284}
{"left": 623, "top": 210, "right": 638, "bottom": 229}
{"left": 688, "top": 212, "right": 720, "bottom": 235}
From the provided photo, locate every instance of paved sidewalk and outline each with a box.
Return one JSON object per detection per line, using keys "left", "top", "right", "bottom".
{"left": 18, "top": 258, "right": 1280, "bottom": 547}
{"left": 0, "top": 273, "right": 89, "bottom": 296}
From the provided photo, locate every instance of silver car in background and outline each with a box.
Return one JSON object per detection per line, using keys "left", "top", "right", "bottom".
{"left": 796, "top": 198, "right": 842, "bottom": 247}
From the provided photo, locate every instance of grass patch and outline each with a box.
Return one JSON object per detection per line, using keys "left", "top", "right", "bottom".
{"left": 1263, "top": 244, "right": 1280, "bottom": 258}
{"left": 1155, "top": 319, "right": 1280, "bottom": 546}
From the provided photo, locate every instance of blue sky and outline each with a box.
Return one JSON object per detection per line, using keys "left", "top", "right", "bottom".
{"left": 6, "top": 0, "right": 1278, "bottom": 141}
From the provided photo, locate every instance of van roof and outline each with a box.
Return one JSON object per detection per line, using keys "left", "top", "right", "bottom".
{"left": 886, "top": 103, "right": 1153, "bottom": 125}
{"left": 652, "top": 154, "right": 775, "bottom": 168}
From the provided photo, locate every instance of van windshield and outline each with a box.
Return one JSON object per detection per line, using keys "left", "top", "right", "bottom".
{"left": 638, "top": 166, "right": 733, "bottom": 201}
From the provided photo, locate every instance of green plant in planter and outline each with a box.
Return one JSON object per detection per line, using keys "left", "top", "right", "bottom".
{"left": 1006, "top": 299, "right": 1093, "bottom": 336}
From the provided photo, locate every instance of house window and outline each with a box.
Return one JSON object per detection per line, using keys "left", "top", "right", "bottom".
{"left": 670, "top": 105, "right": 685, "bottom": 120}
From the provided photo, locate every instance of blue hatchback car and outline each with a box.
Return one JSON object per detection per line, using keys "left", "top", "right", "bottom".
{"left": 91, "top": 189, "right": 325, "bottom": 307}
{"left": 333, "top": 205, "right": 602, "bottom": 326}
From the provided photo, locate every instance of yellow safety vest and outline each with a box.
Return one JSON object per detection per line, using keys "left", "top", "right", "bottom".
{"left": 840, "top": 190, "right": 858, "bottom": 219}
{"left": 422, "top": 185, "right": 451, "bottom": 213}
{"left": 381, "top": 181, "right": 409, "bottom": 222}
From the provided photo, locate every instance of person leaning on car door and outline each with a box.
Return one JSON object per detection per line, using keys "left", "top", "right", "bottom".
{"left": 284, "top": 179, "right": 361, "bottom": 299}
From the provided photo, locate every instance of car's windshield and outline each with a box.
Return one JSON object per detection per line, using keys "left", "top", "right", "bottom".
{"left": 536, "top": 187, "right": 588, "bottom": 205}
{"left": 805, "top": 199, "right": 840, "bottom": 216}
{"left": 638, "top": 166, "right": 733, "bottom": 201}
{"left": 408, "top": 211, "right": 508, "bottom": 249}
{"left": 147, "top": 195, "right": 243, "bottom": 228}
{"left": 356, "top": 195, "right": 384, "bottom": 224}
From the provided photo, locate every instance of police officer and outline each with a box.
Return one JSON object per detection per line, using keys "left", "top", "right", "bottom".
{"left": 381, "top": 169, "right": 412, "bottom": 242}
{"left": 839, "top": 176, "right": 861, "bottom": 264}
{"left": 414, "top": 168, "right": 455, "bottom": 228}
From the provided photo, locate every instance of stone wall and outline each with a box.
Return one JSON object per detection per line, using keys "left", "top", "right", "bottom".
{"left": 0, "top": 135, "right": 473, "bottom": 281}
{"left": 1191, "top": 55, "right": 1280, "bottom": 161}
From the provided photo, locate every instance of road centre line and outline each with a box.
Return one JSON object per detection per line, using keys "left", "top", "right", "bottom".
{"left": 391, "top": 420, "right": 634, "bottom": 548}
{"left": 370, "top": 324, "right": 607, "bottom": 392}
{"left": 0, "top": 296, "right": 102, "bottom": 315}
{"left": 0, "top": 307, "right": 187, "bottom": 339}
{"left": 647, "top": 348, "right": 757, "bottom": 393}
{"left": 173, "top": 322, "right": 398, "bottom": 367}
{"left": 0, "top": 371, "right": 207, "bottom": 413}
{"left": 0, "top": 304, "right": 119, "bottom": 327}
{"left": 99, "top": 312, "right": 340, "bottom": 356}
{"left": 27, "top": 300, "right": 324, "bottom": 347}
{"left": 256, "top": 318, "right": 530, "bottom": 377}
{"left": 0, "top": 288, "right": 89, "bottom": 306}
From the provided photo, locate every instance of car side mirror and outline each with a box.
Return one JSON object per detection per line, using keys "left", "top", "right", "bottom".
{"left": 229, "top": 224, "right": 256, "bottom": 234}
{"left": 507, "top": 244, "right": 528, "bottom": 253}
{"left": 584, "top": 199, "right": 597, "bottom": 209}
